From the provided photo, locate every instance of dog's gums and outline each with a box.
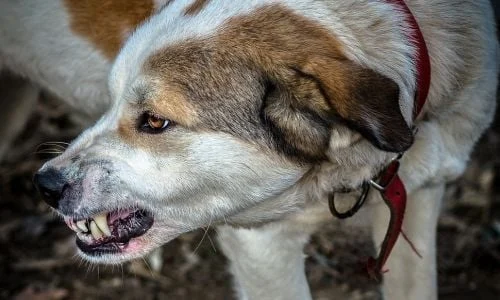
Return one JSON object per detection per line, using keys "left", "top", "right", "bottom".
{"left": 65, "top": 209, "right": 154, "bottom": 256}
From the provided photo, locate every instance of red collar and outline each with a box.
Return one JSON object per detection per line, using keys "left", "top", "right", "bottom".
{"left": 329, "top": 0, "right": 431, "bottom": 280}
{"left": 386, "top": 0, "right": 431, "bottom": 118}
{"left": 366, "top": 0, "right": 431, "bottom": 279}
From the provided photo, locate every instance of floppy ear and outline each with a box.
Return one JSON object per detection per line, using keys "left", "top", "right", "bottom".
{"left": 261, "top": 57, "right": 414, "bottom": 162}
{"left": 299, "top": 57, "right": 414, "bottom": 153}
{"left": 261, "top": 75, "right": 334, "bottom": 162}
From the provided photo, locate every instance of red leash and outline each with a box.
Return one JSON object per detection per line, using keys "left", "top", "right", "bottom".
{"left": 366, "top": 160, "right": 407, "bottom": 280}
{"left": 327, "top": 0, "right": 430, "bottom": 280}
{"left": 364, "top": 0, "right": 431, "bottom": 279}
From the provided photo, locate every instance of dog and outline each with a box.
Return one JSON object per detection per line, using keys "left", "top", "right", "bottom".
{"left": 1, "top": 0, "right": 498, "bottom": 299}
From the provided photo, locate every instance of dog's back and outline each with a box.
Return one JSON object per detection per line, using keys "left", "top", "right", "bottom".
{"left": 0, "top": 0, "right": 157, "bottom": 159}
{"left": 0, "top": 0, "right": 158, "bottom": 117}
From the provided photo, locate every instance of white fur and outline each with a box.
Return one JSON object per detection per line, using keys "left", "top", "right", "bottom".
{"left": 0, "top": 0, "right": 111, "bottom": 118}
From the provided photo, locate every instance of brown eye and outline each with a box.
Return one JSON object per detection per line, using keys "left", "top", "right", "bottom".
{"left": 148, "top": 114, "right": 168, "bottom": 129}
{"left": 139, "top": 112, "right": 171, "bottom": 134}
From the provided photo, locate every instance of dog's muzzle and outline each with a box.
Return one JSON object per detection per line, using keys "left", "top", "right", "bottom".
{"left": 34, "top": 167, "right": 154, "bottom": 256}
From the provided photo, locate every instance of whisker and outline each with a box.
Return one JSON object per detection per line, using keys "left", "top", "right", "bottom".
{"left": 36, "top": 143, "right": 68, "bottom": 151}
{"left": 193, "top": 216, "right": 213, "bottom": 254}
{"left": 141, "top": 257, "right": 155, "bottom": 277}
{"left": 34, "top": 145, "right": 66, "bottom": 155}
{"left": 33, "top": 150, "right": 64, "bottom": 154}
{"left": 42, "top": 143, "right": 67, "bottom": 149}
{"left": 206, "top": 232, "right": 217, "bottom": 253}
{"left": 38, "top": 141, "right": 70, "bottom": 146}
{"left": 32, "top": 151, "right": 64, "bottom": 157}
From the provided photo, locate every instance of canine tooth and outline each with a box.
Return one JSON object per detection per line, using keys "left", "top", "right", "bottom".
{"left": 76, "top": 220, "right": 88, "bottom": 232}
{"left": 71, "top": 223, "right": 80, "bottom": 233}
{"left": 90, "top": 221, "right": 103, "bottom": 239}
{"left": 94, "top": 214, "right": 111, "bottom": 236}
{"left": 65, "top": 218, "right": 78, "bottom": 232}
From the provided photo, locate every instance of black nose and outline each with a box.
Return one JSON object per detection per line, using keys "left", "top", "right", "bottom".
{"left": 33, "top": 168, "right": 66, "bottom": 208}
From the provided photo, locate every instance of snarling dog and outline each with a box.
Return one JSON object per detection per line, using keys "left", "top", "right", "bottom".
{"left": 2, "top": 0, "right": 498, "bottom": 299}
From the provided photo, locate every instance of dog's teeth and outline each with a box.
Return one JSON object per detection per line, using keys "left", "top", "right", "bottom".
{"left": 89, "top": 220, "right": 103, "bottom": 240}
{"left": 93, "top": 213, "right": 111, "bottom": 236}
{"left": 65, "top": 218, "right": 79, "bottom": 233}
{"left": 76, "top": 220, "right": 88, "bottom": 232}
{"left": 77, "top": 231, "right": 92, "bottom": 243}
{"left": 71, "top": 223, "right": 81, "bottom": 233}
{"left": 77, "top": 231, "right": 87, "bottom": 240}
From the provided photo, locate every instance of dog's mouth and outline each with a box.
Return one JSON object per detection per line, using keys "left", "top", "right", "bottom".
{"left": 64, "top": 209, "right": 154, "bottom": 256}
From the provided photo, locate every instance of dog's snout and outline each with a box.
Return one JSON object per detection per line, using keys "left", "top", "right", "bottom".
{"left": 34, "top": 168, "right": 67, "bottom": 208}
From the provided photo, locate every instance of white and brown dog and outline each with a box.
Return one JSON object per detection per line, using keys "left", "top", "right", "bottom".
{"left": 1, "top": 0, "right": 498, "bottom": 299}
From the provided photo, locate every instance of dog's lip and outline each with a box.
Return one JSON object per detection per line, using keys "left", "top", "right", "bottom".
{"left": 63, "top": 208, "right": 137, "bottom": 235}
{"left": 63, "top": 208, "right": 154, "bottom": 256}
{"left": 76, "top": 238, "right": 128, "bottom": 254}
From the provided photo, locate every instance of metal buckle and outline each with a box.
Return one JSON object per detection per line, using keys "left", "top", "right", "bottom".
{"left": 369, "top": 153, "right": 403, "bottom": 191}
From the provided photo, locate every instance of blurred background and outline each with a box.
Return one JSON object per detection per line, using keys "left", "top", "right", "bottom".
{"left": 1, "top": 2, "right": 499, "bottom": 300}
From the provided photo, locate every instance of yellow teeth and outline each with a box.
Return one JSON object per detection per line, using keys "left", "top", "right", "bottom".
{"left": 70, "top": 213, "right": 111, "bottom": 239}
{"left": 76, "top": 220, "right": 88, "bottom": 232}
{"left": 89, "top": 220, "right": 103, "bottom": 240}
{"left": 93, "top": 213, "right": 111, "bottom": 236}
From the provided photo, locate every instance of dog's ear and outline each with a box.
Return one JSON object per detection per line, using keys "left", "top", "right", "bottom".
{"left": 261, "top": 75, "right": 334, "bottom": 162}
{"left": 262, "top": 58, "right": 414, "bottom": 161}
{"left": 299, "top": 57, "right": 414, "bottom": 153}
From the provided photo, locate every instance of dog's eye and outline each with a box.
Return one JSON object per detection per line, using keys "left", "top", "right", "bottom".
{"left": 139, "top": 112, "right": 171, "bottom": 134}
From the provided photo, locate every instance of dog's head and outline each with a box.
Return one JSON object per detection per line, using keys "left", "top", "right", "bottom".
{"left": 34, "top": 3, "right": 413, "bottom": 263}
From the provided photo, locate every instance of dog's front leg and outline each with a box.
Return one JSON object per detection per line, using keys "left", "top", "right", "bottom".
{"left": 372, "top": 183, "right": 444, "bottom": 300}
{"left": 217, "top": 224, "right": 312, "bottom": 300}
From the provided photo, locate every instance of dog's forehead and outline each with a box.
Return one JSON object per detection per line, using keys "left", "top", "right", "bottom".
{"left": 110, "top": 1, "right": 347, "bottom": 104}
{"left": 108, "top": 0, "right": 272, "bottom": 100}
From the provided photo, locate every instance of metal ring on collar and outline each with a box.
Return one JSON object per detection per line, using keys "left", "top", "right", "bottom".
{"left": 328, "top": 182, "right": 370, "bottom": 219}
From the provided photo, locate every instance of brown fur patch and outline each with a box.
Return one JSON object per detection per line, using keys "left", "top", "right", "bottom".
{"left": 147, "top": 87, "right": 199, "bottom": 128}
{"left": 184, "top": 0, "right": 210, "bottom": 16}
{"left": 216, "top": 5, "right": 412, "bottom": 152}
{"left": 117, "top": 85, "right": 199, "bottom": 148}
{"left": 118, "top": 117, "right": 140, "bottom": 145}
{"left": 63, "top": 0, "right": 154, "bottom": 59}
{"left": 137, "top": 4, "right": 410, "bottom": 159}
